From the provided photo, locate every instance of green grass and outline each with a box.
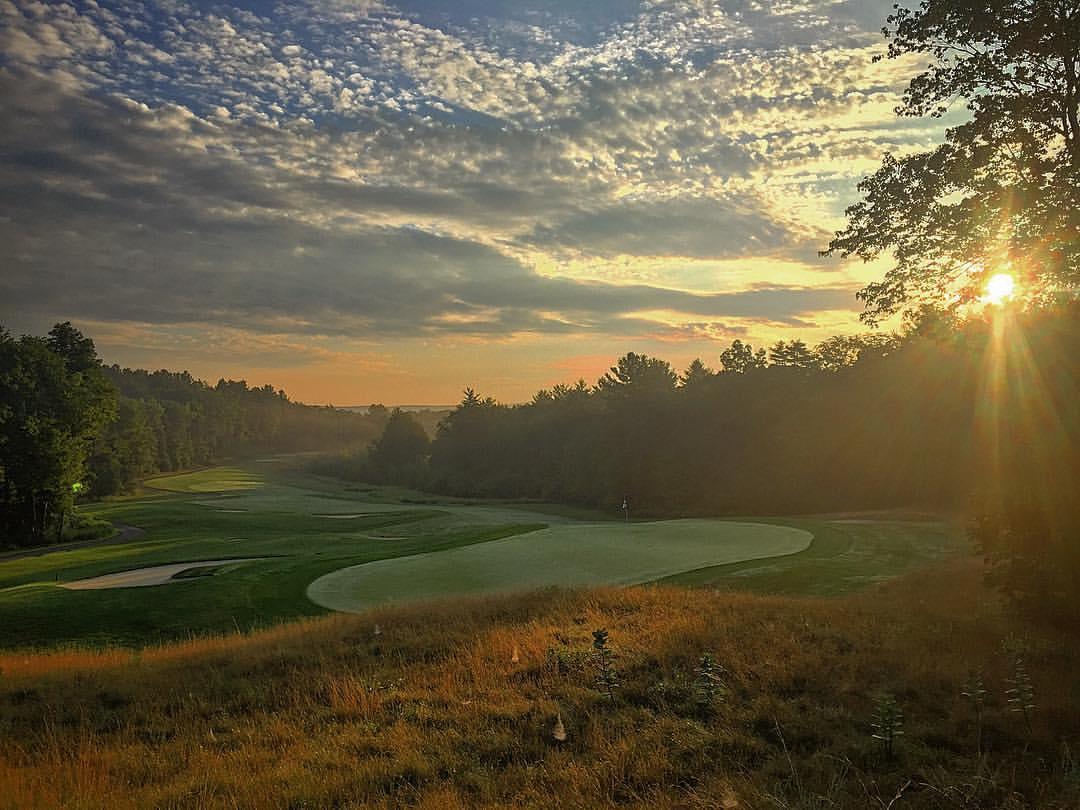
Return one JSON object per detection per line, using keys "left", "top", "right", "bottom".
{"left": 0, "top": 467, "right": 549, "bottom": 648}
{"left": 308, "top": 519, "right": 812, "bottom": 612}
{"left": 661, "top": 517, "right": 965, "bottom": 595}
{"left": 0, "top": 466, "right": 966, "bottom": 649}
{"left": 0, "top": 514, "right": 539, "bottom": 648}
{"left": 144, "top": 466, "right": 263, "bottom": 492}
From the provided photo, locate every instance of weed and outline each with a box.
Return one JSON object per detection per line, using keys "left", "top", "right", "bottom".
{"left": 693, "top": 652, "right": 727, "bottom": 714}
{"left": 961, "top": 669, "right": 988, "bottom": 754}
{"left": 1005, "top": 655, "right": 1035, "bottom": 735}
{"left": 591, "top": 628, "right": 619, "bottom": 704}
{"left": 870, "top": 692, "right": 904, "bottom": 760}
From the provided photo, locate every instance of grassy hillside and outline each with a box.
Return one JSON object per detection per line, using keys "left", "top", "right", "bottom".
{"left": 1, "top": 560, "right": 1077, "bottom": 808}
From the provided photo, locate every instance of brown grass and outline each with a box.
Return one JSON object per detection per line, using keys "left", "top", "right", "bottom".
{"left": 1, "top": 558, "right": 1078, "bottom": 808}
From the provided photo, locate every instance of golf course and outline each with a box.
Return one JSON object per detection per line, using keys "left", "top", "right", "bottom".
{"left": 0, "top": 463, "right": 963, "bottom": 650}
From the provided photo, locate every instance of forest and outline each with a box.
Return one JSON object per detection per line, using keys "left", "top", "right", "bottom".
{"left": 322, "top": 305, "right": 1076, "bottom": 514}
{"left": 0, "top": 323, "right": 387, "bottom": 547}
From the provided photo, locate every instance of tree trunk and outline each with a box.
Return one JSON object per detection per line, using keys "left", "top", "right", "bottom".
{"left": 41, "top": 497, "right": 50, "bottom": 545}
{"left": 31, "top": 493, "right": 39, "bottom": 545}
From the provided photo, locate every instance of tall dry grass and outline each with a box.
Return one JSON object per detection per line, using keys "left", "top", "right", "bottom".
{"left": 1, "top": 559, "right": 1078, "bottom": 808}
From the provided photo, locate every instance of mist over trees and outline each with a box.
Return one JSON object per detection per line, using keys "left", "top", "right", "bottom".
{"left": 0, "top": 323, "right": 387, "bottom": 548}
{"left": 89, "top": 366, "right": 386, "bottom": 495}
{"left": 350, "top": 304, "right": 1074, "bottom": 544}
{"left": 382, "top": 318, "right": 980, "bottom": 515}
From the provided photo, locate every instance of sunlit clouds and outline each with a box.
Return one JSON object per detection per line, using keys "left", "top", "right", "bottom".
{"left": 0, "top": 0, "right": 948, "bottom": 402}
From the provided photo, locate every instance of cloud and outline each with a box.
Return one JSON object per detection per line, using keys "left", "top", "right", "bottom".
{"left": 526, "top": 195, "right": 823, "bottom": 261}
{"left": 0, "top": 0, "right": 936, "bottom": 356}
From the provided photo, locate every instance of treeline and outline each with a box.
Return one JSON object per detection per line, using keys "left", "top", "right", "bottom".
{"left": 347, "top": 306, "right": 1078, "bottom": 524}
{"left": 89, "top": 366, "right": 387, "bottom": 496}
{"left": 0, "top": 323, "right": 387, "bottom": 547}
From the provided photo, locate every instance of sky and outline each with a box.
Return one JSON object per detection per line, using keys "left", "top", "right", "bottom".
{"left": 0, "top": 0, "right": 946, "bottom": 404}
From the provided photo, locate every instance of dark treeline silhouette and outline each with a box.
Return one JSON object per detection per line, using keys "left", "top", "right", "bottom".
{"left": 0, "top": 323, "right": 387, "bottom": 547}
{"left": 351, "top": 305, "right": 1078, "bottom": 525}
{"left": 90, "top": 366, "right": 387, "bottom": 496}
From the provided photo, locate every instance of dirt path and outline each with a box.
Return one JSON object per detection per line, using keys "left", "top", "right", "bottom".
{"left": 0, "top": 523, "right": 147, "bottom": 562}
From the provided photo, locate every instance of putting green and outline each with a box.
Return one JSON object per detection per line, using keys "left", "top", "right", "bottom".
{"left": 307, "top": 519, "right": 812, "bottom": 613}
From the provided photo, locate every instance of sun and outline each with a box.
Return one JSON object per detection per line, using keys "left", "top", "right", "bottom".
{"left": 985, "top": 273, "right": 1016, "bottom": 305}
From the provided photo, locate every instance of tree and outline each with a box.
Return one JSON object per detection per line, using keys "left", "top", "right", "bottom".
{"left": 826, "top": 0, "right": 1080, "bottom": 323}
{"left": 679, "top": 358, "right": 713, "bottom": 387}
{"left": 719, "top": 339, "right": 767, "bottom": 373}
{"left": 368, "top": 409, "right": 430, "bottom": 481}
{"left": 597, "top": 352, "right": 677, "bottom": 395}
{"left": 814, "top": 334, "right": 899, "bottom": 372}
{"left": 768, "top": 339, "right": 817, "bottom": 370}
{"left": 46, "top": 322, "right": 100, "bottom": 373}
{"left": 0, "top": 324, "right": 116, "bottom": 545}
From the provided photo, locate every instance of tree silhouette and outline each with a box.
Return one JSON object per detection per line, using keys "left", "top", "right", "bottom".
{"left": 719, "top": 339, "right": 766, "bottom": 374}
{"left": 597, "top": 353, "right": 677, "bottom": 396}
{"left": 679, "top": 358, "right": 713, "bottom": 387}
{"left": 369, "top": 409, "right": 430, "bottom": 482}
{"left": 826, "top": 0, "right": 1080, "bottom": 322}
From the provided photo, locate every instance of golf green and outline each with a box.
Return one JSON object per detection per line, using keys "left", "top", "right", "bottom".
{"left": 307, "top": 519, "right": 812, "bottom": 612}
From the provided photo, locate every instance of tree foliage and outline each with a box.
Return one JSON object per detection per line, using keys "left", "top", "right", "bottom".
{"left": 826, "top": 0, "right": 1080, "bottom": 323}
{"left": 718, "top": 339, "right": 767, "bottom": 374}
{"left": 1, "top": 324, "right": 389, "bottom": 547}
{"left": 0, "top": 324, "right": 116, "bottom": 543}
{"left": 408, "top": 322, "right": 1014, "bottom": 512}
{"left": 596, "top": 352, "right": 678, "bottom": 397}
{"left": 368, "top": 409, "right": 430, "bottom": 483}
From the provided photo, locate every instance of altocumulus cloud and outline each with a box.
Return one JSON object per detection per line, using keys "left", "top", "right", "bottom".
{"left": 1, "top": 0, "right": 924, "bottom": 344}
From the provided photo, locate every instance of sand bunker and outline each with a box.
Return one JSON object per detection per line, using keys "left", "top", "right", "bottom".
{"left": 62, "top": 559, "right": 265, "bottom": 590}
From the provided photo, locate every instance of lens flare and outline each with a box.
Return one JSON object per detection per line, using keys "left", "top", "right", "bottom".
{"left": 985, "top": 273, "right": 1015, "bottom": 305}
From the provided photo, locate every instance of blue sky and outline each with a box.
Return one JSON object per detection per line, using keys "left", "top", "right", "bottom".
{"left": 0, "top": 0, "right": 944, "bottom": 402}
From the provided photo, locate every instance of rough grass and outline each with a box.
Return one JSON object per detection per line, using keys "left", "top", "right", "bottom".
{"left": 0, "top": 560, "right": 1077, "bottom": 809}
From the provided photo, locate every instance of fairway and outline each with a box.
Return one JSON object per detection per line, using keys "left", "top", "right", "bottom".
{"left": 307, "top": 520, "right": 812, "bottom": 612}
{"left": 0, "top": 465, "right": 963, "bottom": 648}
{"left": 145, "top": 467, "right": 263, "bottom": 493}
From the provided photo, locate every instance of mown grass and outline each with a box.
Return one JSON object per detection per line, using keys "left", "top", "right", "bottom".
{"left": 663, "top": 518, "right": 964, "bottom": 596}
{"left": 0, "top": 466, "right": 966, "bottom": 650}
{"left": 308, "top": 520, "right": 812, "bottom": 613}
{"left": 144, "top": 466, "right": 263, "bottom": 493}
{"left": 0, "top": 518, "right": 542, "bottom": 649}
{"left": 0, "top": 487, "right": 543, "bottom": 648}
{"left": 0, "top": 560, "right": 1077, "bottom": 808}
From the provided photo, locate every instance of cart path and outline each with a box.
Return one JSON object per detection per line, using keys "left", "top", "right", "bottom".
{"left": 0, "top": 523, "right": 146, "bottom": 562}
